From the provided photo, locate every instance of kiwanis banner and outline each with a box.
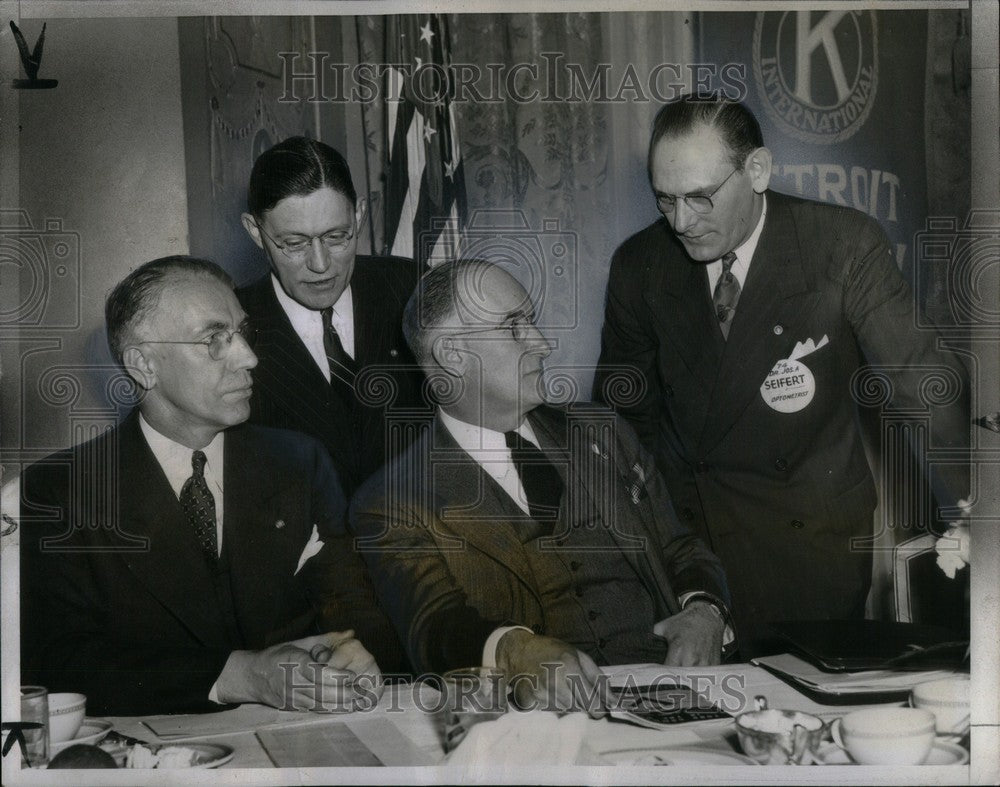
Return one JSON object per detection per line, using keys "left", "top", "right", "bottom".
{"left": 698, "top": 10, "right": 928, "bottom": 290}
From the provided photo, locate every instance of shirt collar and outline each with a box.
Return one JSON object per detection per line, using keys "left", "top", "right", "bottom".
{"left": 270, "top": 273, "right": 353, "bottom": 336}
{"left": 439, "top": 409, "right": 541, "bottom": 456}
{"left": 138, "top": 413, "right": 225, "bottom": 498}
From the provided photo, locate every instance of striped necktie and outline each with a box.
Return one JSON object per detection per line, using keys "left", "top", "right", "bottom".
{"left": 713, "top": 251, "right": 740, "bottom": 339}
{"left": 320, "top": 306, "right": 357, "bottom": 387}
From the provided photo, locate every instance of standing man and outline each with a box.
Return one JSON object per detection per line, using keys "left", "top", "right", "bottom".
{"left": 352, "top": 260, "right": 733, "bottom": 713}
{"left": 239, "top": 137, "right": 424, "bottom": 497}
{"left": 21, "top": 256, "right": 400, "bottom": 716}
{"left": 594, "top": 96, "right": 970, "bottom": 655}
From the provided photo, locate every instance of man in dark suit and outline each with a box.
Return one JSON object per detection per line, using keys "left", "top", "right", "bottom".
{"left": 593, "top": 96, "right": 970, "bottom": 655}
{"left": 238, "top": 138, "right": 424, "bottom": 497}
{"left": 20, "top": 256, "right": 401, "bottom": 716}
{"left": 352, "top": 260, "right": 733, "bottom": 713}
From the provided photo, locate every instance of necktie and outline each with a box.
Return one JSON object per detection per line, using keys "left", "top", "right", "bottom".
{"left": 712, "top": 251, "right": 740, "bottom": 340}
{"left": 504, "top": 431, "right": 564, "bottom": 526}
{"left": 320, "top": 306, "right": 357, "bottom": 387}
{"left": 179, "top": 450, "right": 217, "bottom": 561}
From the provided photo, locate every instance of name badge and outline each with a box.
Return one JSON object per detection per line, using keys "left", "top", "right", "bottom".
{"left": 760, "top": 358, "right": 815, "bottom": 413}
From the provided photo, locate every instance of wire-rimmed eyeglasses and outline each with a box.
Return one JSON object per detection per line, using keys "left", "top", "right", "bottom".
{"left": 256, "top": 223, "right": 356, "bottom": 261}
{"left": 448, "top": 310, "right": 536, "bottom": 343}
{"left": 655, "top": 167, "right": 739, "bottom": 215}
{"left": 139, "top": 321, "right": 257, "bottom": 361}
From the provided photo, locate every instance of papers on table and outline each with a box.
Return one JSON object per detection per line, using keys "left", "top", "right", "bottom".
{"left": 752, "top": 652, "right": 962, "bottom": 695}
{"left": 255, "top": 716, "right": 439, "bottom": 767}
{"left": 142, "top": 705, "right": 294, "bottom": 739}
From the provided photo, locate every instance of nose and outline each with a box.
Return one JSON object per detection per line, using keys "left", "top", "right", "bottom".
{"left": 230, "top": 332, "right": 258, "bottom": 370}
{"left": 671, "top": 200, "right": 699, "bottom": 234}
{"left": 304, "top": 238, "right": 333, "bottom": 274}
{"left": 524, "top": 323, "right": 553, "bottom": 357}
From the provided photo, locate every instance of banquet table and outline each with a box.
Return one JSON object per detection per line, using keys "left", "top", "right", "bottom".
{"left": 97, "top": 660, "right": 966, "bottom": 770}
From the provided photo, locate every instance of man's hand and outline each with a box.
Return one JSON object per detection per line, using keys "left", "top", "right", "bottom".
{"left": 214, "top": 630, "right": 383, "bottom": 711}
{"left": 495, "top": 630, "right": 606, "bottom": 718}
{"left": 653, "top": 602, "right": 724, "bottom": 666}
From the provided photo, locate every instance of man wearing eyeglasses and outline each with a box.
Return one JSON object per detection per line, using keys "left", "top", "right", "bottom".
{"left": 20, "top": 256, "right": 402, "bottom": 715}
{"left": 593, "top": 96, "right": 970, "bottom": 656}
{"left": 238, "top": 137, "right": 424, "bottom": 497}
{"left": 352, "top": 260, "right": 733, "bottom": 714}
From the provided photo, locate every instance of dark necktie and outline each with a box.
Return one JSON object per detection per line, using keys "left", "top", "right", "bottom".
{"left": 179, "top": 450, "right": 217, "bottom": 561}
{"left": 320, "top": 306, "right": 357, "bottom": 387}
{"left": 712, "top": 251, "right": 740, "bottom": 340}
{"left": 504, "top": 430, "right": 564, "bottom": 526}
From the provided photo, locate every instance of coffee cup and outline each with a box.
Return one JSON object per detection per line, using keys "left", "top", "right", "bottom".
{"left": 47, "top": 693, "right": 86, "bottom": 743}
{"left": 735, "top": 707, "right": 826, "bottom": 764}
{"left": 911, "top": 676, "right": 970, "bottom": 737}
{"left": 830, "top": 707, "right": 935, "bottom": 765}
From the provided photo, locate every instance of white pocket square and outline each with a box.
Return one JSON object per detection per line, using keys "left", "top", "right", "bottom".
{"left": 789, "top": 334, "right": 829, "bottom": 361}
{"left": 294, "top": 524, "right": 325, "bottom": 576}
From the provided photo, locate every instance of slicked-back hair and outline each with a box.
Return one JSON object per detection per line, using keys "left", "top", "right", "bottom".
{"left": 247, "top": 136, "right": 357, "bottom": 218}
{"left": 402, "top": 259, "right": 497, "bottom": 367}
{"left": 648, "top": 95, "right": 765, "bottom": 175}
{"left": 105, "top": 255, "right": 233, "bottom": 366}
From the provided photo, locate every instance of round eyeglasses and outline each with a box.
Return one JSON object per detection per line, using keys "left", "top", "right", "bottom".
{"left": 256, "top": 222, "right": 356, "bottom": 261}
{"left": 655, "top": 167, "right": 739, "bottom": 215}
{"left": 140, "top": 321, "right": 257, "bottom": 361}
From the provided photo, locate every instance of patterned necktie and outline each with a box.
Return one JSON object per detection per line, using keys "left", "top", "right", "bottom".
{"left": 504, "top": 431, "right": 564, "bottom": 526}
{"left": 713, "top": 251, "right": 741, "bottom": 340}
{"left": 179, "top": 450, "right": 217, "bottom": 561}
{"left": 320, "top": 306, "right": 357, "bottom": 388}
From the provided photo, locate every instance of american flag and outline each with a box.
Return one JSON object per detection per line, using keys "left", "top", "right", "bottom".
{"left": 384, "top": 14, "right": 467, "bottom": 265}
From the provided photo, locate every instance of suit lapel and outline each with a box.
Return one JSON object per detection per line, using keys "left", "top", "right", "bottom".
{"left": 645, "top": 222, "right": 725, "bottom": 384}
{"left": 116, "top": 416, "right": 230, "bottom": 645}
{"left": 529, "top": 407, "right": 659, "bottom": 596}
{"left": 350, "top": 262, "right": 388, "bottom": 368}
{"left": 428, "top": 418, "right": 540, "bottom": 600}
{"left": 698, "top": 193, "right": 818, "bottom": 452}
{"left": 250, "top": 280, "right": 333, "bottom": 405}
{"left": 220, "top": 427, "right": 288, "bottom": 642}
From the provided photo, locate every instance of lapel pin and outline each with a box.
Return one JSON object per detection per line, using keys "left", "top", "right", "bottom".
{"left": 275, "top": 519, "right": 285, "bottom": 529}
{"left": 773, "top": 324, "right": 784, "bottom": 335}
{"left": 390, "top": 348, "right": 399, "bottom": 357}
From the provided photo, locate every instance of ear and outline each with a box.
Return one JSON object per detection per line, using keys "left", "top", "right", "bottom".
{"left": 241, "top": 212, "right": 265, "bottom": 250}
{"left": 430, "top": 335, "right": 464, "bottom": 378}
{"left": 354, "top": 197, "right": 368, "bottom": 228}
{"left": 122, "top": 345, "right": 157, "bottom": 392}
{"left": 745, "top": 146, "right": 772, "bottom": 194}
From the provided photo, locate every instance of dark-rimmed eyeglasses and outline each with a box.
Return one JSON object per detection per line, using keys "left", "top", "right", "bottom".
{"left": 655, "top": 167, "right": 739, "bottom": 215}
{"left": 448, "top": 310, "right": 536, "bottom": 343}
{"left": 256, "top": 223, "right": 356, "bottom": 261}
{"left": 140, "top": 321, "right": 257, "bottom": 361}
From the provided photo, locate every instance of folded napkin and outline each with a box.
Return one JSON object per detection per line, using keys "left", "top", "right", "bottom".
{"left": 445, "top": 710, "right": 589, "bottom": 767}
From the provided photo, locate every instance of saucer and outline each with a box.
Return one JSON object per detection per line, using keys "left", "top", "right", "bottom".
{"left": 815, "top": 740, "right": 969, "bottom": 766}
{"left": 50, "top": 718, "right": 113, "bottom": 756}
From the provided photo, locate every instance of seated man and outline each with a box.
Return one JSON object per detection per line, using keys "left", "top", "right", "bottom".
{"left": 351, "top": 260, "right": 733, "bottom": 713}
{"left": 20, "top": 256, "right": 403, "bottom": 716}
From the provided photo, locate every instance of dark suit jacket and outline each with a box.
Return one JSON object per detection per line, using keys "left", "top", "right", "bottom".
{"left": 237, "top": 256, "right": 426, "bottom": 497}
{"left": 350, "top": 404, "right": 730, "bottom": 674}
{"left": 593, "top": 191, "right": 970, "bottom": 654}
{"left": 20, "top": 413, "right": 403, "bottom": 716}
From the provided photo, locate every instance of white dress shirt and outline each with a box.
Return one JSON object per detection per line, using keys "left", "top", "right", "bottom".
{"left": 138, "top": 413, "right": 224, "bottom": 556}
{"left": 271, "top": 274, "right": 356, "bottom": 383}
{"left": 439, "top": 409, "right": 541, "bottom": 518}
{"left": 705, "top": 194, "right": 768, "bottom": 295}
